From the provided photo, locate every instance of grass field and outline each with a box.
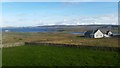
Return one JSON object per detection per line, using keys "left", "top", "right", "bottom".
{"left": 3, "top": 32, "right": 119, "bottom": 47}
{"left": 2, "top": 45, "right": 120, "bottom": 66}
{"left": 0, "top": 49, "right": 2, "bottom": 67}
{"left": 2, "top": 32, "right": 120, "bottom": 66}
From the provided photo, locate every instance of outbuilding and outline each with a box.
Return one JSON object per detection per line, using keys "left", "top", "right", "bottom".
{"left": 104, "top": 30, "right": 113, "bottom": 37}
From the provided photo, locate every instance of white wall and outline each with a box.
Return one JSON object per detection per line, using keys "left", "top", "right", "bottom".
{"left": 94, "top": 30, "right": 104, "bottom": 38}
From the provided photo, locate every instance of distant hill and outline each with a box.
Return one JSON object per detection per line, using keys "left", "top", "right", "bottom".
{"left": 37, "top": 25, "right": 119, "bottom": 29}
{"left": 2, "top": 25, "right": 119, "bottom": 33}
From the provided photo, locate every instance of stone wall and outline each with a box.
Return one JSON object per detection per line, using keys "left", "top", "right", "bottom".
{"left": 3, "top": 42, "right": 25, "bottom": 48}
{"left": 25, "top": 42, "right": 120, "bottom": 51}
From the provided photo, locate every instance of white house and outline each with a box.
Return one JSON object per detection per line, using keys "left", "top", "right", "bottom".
{"left": 84, "top": 29, "right": 104, "bottom": 38}
{"left": 104, "top": 30, "right": 113, "bottom": 38}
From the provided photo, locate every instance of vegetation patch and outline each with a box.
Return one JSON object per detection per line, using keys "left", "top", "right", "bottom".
{"left": 3, "top": 32, "right": 119, "bottom": 47}
{"left": 2, "top": 45, "right": 120, "bottom": 66}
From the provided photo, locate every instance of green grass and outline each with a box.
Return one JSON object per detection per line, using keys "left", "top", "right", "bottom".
{"left": 0, "top": 49, "right": 2, "bottom": 68}
{"left": 3, "top": 45, "right": 120, "bottom": 66}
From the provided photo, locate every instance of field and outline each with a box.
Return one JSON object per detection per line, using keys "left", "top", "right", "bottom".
{"left": 3, "top": 32, "right": 119, "bottom": 47}
{"left": 3, "top": 45, "right": 120, "bottom": 66}
{"left": 2, "top": 31, "right": 120, "bottom": 66}
{"left": 0, "top": 49, "right": 2, "bottom": 68}
{"left": 1, "top": 1, "right": 120, "bottom": 67}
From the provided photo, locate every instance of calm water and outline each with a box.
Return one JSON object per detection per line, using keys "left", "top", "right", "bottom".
{"left": 1, "top": 27, "right": 120, "bottom": 35}
{"left": 2, "top": 27, "right": 86, "bottom": 35}
{"left": 2, "top": 27, "right": 57, "bottom": 32}
{"left": 70, "top": 32, "right": 85, "bottom": 35}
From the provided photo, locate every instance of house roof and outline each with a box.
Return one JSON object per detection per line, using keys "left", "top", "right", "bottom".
{"left": 84, "top": 29, "right": 103, "bottom": 35}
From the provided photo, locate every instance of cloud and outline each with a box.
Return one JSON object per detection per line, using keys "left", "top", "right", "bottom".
{"left": 53, "top": 14, "right": 118, "bottom": 25}
{"left": 0, "top": 17, "right": 2, "bottom": 27}
{"left": 2, "top": 13, "right": 118, "bottom": 27}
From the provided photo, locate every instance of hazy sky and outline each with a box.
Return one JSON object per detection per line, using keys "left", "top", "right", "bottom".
{"left": 2, "top": 0, "right": 120, "bottom": 2}
{"left": 2, "top": 2, "right": 118, "bottom": 27}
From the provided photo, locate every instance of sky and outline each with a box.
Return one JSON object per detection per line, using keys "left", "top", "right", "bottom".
{"left": 2, "top": 0, "right": 120, "bottom": 2}
{"left": 1, "top": 2, "right": 118, "bottom": 27}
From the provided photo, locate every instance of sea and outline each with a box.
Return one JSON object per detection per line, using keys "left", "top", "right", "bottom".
{"left": 2, "top": 27, "right": 57, "bottom": 32}
{"left": 1, "top": 27, "right": 120, "bottom": 35}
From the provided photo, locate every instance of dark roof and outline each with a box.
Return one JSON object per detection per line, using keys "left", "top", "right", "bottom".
{"left": 85, "top": 29, "right": 100, "bottom": 35}
{"left": 98, "top": 28, "right": 112, "bottom": 33}
{"left": 105, "top": 30, "right": 112, "bottom": 34}
{"left": 93, "top": 29, "right": 100, "bottom": 33}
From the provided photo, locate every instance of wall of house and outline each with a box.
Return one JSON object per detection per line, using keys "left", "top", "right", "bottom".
{"left": 94, "top": 30, "right": 104, "bottom": 38}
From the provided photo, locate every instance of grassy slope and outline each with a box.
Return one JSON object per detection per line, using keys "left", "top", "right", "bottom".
{"left": 3, "top": 45, "right": 120, "bottom": 66}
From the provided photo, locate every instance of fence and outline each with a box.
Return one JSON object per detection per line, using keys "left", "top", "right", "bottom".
{"left": 2, "top": 42, "right": 120, "bottom": 51}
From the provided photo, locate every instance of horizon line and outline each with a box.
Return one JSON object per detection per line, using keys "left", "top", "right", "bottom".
{"left": 1, "top": 24, "right": 119, "bottom": 28}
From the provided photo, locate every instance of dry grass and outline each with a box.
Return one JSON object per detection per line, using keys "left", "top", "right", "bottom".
{"left": 2, "top": 32, "right": 119, "bottom": 47}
